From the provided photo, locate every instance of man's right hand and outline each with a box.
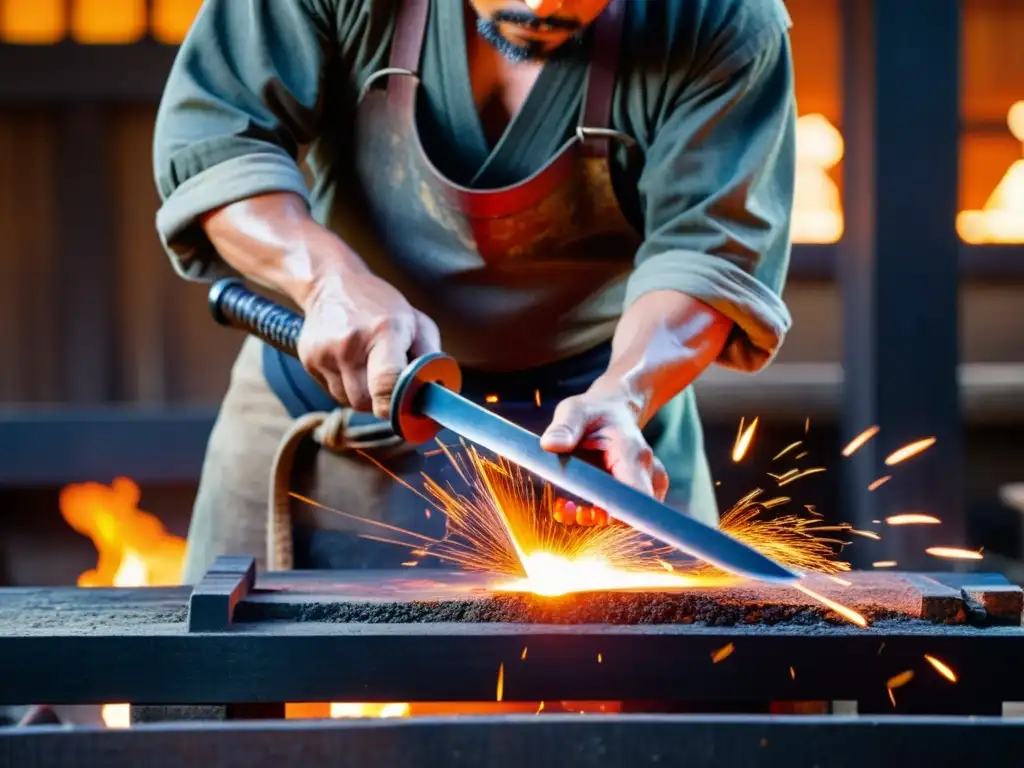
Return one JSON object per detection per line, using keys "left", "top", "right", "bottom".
{"left": 297, "top": 269, "right": 441, "bottom": 420}
{"left": 198, "top": 192, "right": 440, "bottom": 420}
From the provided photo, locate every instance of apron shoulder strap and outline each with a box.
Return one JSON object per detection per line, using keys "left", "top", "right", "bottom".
{"left": 581, "top": 0, "right": 627, "bottom": 131}
{"left": 388, "top": 0, "right": 430, "bottom": 73}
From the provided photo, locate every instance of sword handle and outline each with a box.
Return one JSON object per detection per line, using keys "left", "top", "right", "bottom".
{"left": 208, "top": 278, "right": 302, "bottom": 356}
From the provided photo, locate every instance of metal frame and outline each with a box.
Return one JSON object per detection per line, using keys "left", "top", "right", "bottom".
{"left": 0, "top": 406, "right": 217, "bottom": 486}
{"left": 5, "top": 356, "right": 1024, "bottom": 486}
{"left": 4, "top": 715, "right": 1024, "bottom": 768}
{"left": 838, "top": 0, "right": 965, "bottom": 570}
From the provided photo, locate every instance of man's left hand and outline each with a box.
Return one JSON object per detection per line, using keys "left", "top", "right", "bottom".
{"left": 539, "top": 380, "right": 668, "bottom": 525}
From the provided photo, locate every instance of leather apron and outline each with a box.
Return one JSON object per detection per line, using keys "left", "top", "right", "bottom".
{"left": 183, "top": 0, "right": 717, "bottom": 584}
{"left": 267, "top": 0, "right": 646, "bottom": 568}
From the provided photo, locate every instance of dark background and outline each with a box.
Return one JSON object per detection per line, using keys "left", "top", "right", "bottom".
{"left": 0, "top": 0, "right": 1022, "bottom": 587}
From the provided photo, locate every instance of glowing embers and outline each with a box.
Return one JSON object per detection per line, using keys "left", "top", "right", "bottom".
{"left": 494, "top": 552, "right": 733, "bottom": 597}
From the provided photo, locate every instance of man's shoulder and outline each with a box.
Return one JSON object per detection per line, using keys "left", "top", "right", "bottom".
{"left": 626, "top": 0, "right": 791, "bottom": 72}
{"left": 650, "top": 0, "right": 791, "bottom": 38}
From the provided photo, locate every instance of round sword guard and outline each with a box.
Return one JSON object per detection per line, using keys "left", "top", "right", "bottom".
{"left": 390, "top": 352, "right": 462, "bottom": 444}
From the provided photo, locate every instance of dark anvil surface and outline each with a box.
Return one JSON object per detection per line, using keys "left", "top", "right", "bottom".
{"left": 0, "top": 570, "right": 1022, "bottom": 708}
{"left": 238, "top": 569, "right": 966, "bottom": 626}
{"left": 0, "top": 569, "right": 974, "bottom": 636}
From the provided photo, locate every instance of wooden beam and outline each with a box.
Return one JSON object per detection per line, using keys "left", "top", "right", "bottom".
{"left": 0, "top": 43, "right": 176, "bottom": 105}
{"left": 54, "top": 104, "right": 117, "bottom": 403}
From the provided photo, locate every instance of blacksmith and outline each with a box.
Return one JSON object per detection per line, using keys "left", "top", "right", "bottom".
{"left": 152, "top": 0, "right": 796, "bottom": 583}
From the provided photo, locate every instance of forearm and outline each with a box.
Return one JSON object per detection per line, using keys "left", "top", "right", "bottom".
{"left": 199, "top": 192, "right": 368, "bottom": 310}
{"left": 592, "top": 290, "right": 733, "bottom": 425}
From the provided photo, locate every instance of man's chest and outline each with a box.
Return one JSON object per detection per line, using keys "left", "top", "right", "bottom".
{"left": 464, "top": 30, "right": 545, "bottom": 146}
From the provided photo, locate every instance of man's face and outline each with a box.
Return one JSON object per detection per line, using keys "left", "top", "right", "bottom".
{"left": 469, "top": 0, "right": 612, "bottom": 62}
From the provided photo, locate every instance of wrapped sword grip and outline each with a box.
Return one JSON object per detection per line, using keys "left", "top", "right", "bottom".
{"left": 207, "top": 279, "right": 303, "bottom": 356}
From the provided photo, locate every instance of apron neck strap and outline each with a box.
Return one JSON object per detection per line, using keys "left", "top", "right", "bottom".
{"left": 580, "top": 0, "right": 626, "bottom": 134}
{"left": 387, "top": 0, "right": 627, "bottom": 124}
{"left": 388, "top": 0, "right": 430, "bottom": 74}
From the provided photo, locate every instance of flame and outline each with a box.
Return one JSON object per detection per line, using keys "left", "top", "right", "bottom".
{"left": 59, "top": 477, "right": 186, "bottom": 590}
{"left": 59, "top": 477, "right": 188, "bottom": 729}
{"left": 957, "top": 101, "right": 1024, "bottom": 244}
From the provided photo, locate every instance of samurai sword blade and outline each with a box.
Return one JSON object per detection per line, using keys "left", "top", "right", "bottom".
{"left": 416, "top": 383, "right": 799, "bottom": 585}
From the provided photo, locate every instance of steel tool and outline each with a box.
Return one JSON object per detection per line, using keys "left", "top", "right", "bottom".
{"left": 208, "top": 279, "right": 798, "bottom": 584}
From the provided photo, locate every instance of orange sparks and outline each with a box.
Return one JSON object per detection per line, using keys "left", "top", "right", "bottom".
{"left": 789, "top": 667, "right": 796, "bottom": 680}
{"left": 924, "top": 655, "right": 957, "bottom": 683}
{"left": 888, "top": 670, "right": 914, "bottom": 688}
{"left": 401, "top": 561, "right": 419, "bottom": 567}
{"left": 485, "top": 394, "right": 499, "bottom": 404}
{"left": 711, "top": 643, "right": 735, "bottom": 663}
{"left": 804, "top": 417, "right": 810, "bottom": 434}
{"left": 886, "top": 669, "right": 915, "bottom": 706}
{"left": 496, "top": 664, "right": 504, "bottom": 701}
{"left": 773, "top": 441, "right": 802, "bottom": 461}
{"left": 521, "top": 647, "right": 528, "bottom": 660}
{"left": 886, "top": 514, "right": 941, "bottom": 526}
{"left": 715, "top": 491, "right": 851, "bottom": 576}
{"left": 597, "top": 653, "right": 603, "bottom": 664}
{"left": 795, "top": 584, "right": 868, "bottom": 627}
{"left": 536, "top": 702, "right": 545, "bottom": 714}
{"left": 926, "top": 547, "right": 983, "bottom": 561}
{"left": 777, "top": 467, "right": 826, "bottom": 487}
{"left": 873, "top": 561, "right": 898, "bottom": 568}
{"left": 826, "top": 575, "right": 853, "bottom": 587}
{"left": 849, "top": 529, "right": 881, "bottom": 540}
{"left": 842, "top": 426, "right": 879, "bottom": 457}
{"left": 868, "top": 476, "right": 892, "bottom": 491}
{"left": 884, "top": 437, "right": 936, "bottom": 466}
{"left": 534, "top": 389, "right": 542, "bottom": 407}
{"left": 732, "top": 417, "right": 759, "bottom": 462}
{"left": 296, "top": 439, "right": 850, "bottom": 599}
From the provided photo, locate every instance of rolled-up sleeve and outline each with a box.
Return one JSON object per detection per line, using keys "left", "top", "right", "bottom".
{"left": 626, "top": 18, "right": 797, "bottom": 372}
{"left": 152, "top": 0, "right": 336, "bottom": 280}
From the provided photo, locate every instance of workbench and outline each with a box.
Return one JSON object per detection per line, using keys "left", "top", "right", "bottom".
{"left": 2, "top": 556, "right": 1024, "bottom": 766}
